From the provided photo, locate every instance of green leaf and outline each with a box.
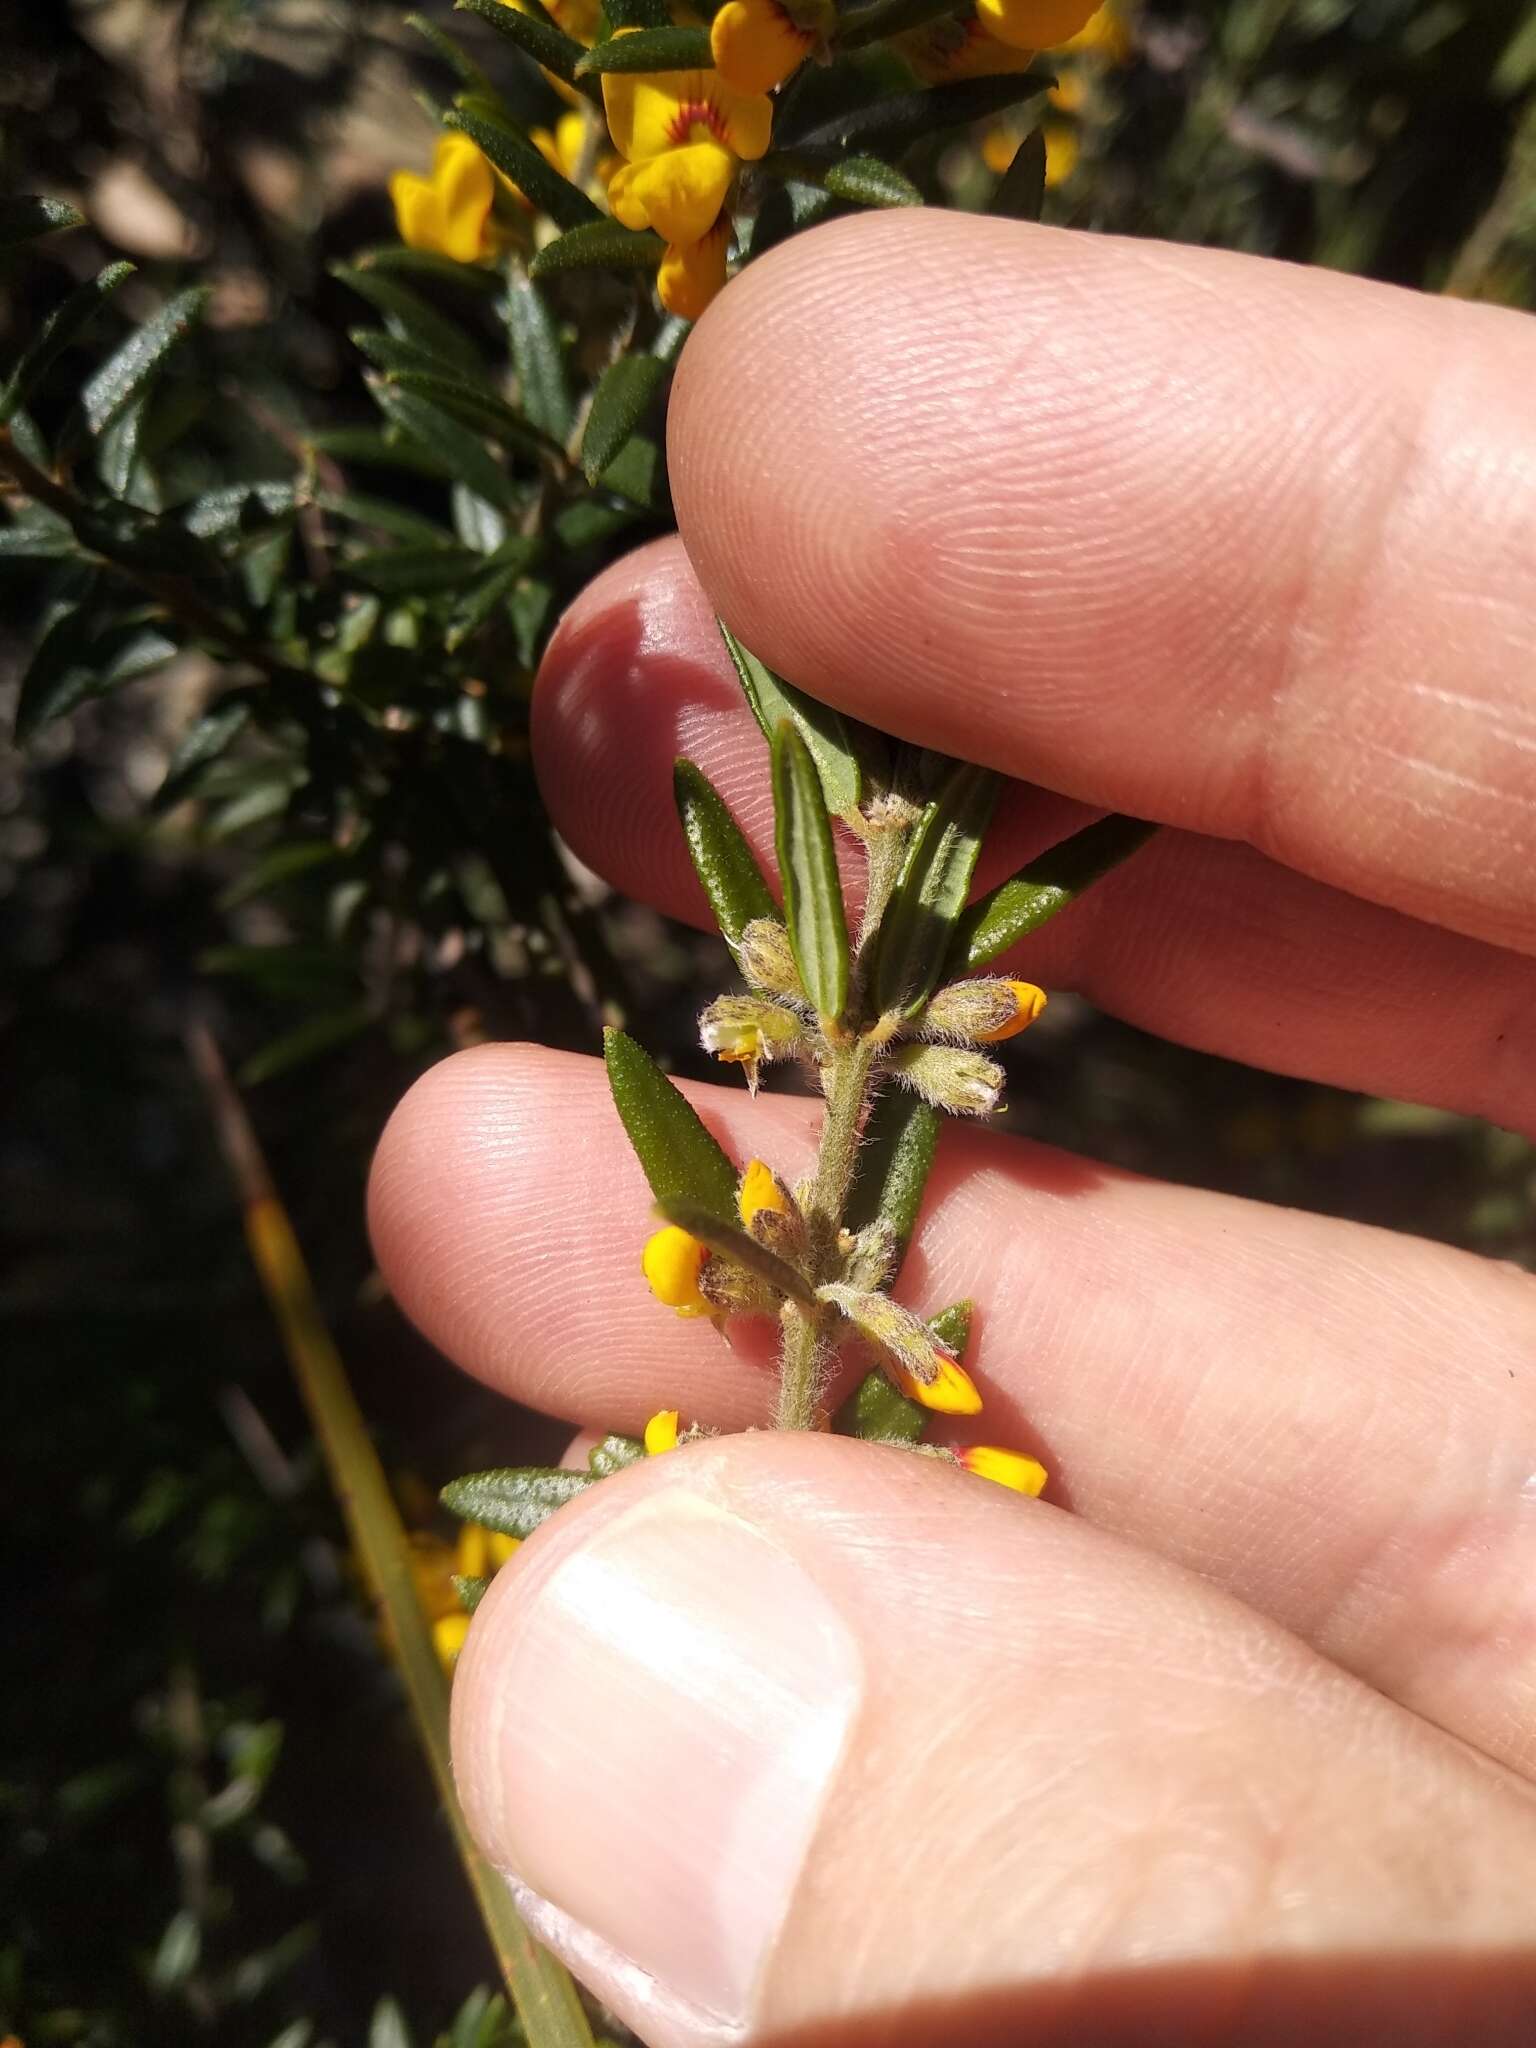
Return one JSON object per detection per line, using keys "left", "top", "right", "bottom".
{"left": 604, "top": 1026, "right": 740, "bottom": 1227}
{"left": 151, "top": 1910, "right": 202, "bottom": 1991}
{"left": 0, "top": 516, "right": 81, "bottom": 561}
{"left": 870, "top": 762, "right": 999, "bottom": 1016}
{"left": 96, "top": 393, "right": 147, "bottom": 497}
{"left": 440, "top": 1468, "right": 596, "bottom": 1537}
{"left": 989, "top": 126, "right": 1046, "bottom": 221}
{"left": 348, "top": 243, "right": 506, "bottom": 292}
{"left": 331, "top": 264, "right": 483, "bottom": 373}
{"left": 576, "top": 25, "right": 712, "bottom": 71}
{"left": 772, "top": 722, "right": 850, "bottom": 1023}
{"left": 155, "top": 698, "right": 255, "bottom": 809}
{"left": 0, "top": 195, "right": 85, "bottom": 247}
{"left": 316, "top": 489, "right": 450, "bottom": 545}
{"left": 845, "top": 1087, "right": 938, "bottom": 1280}
{"left": 721, "top": 623, "right": 863, "bottom": 817}
{"left": 587, "top": 1434, "right": 645, "bottom": 1476}
{"left": 369, "top": 1996, "right": 413, "bottom": 2048}
{"left": 927, "top": 1298, "right": 973, "bottom": 1359}
{"left": 672, "top": 757, "right": 777, "bottom": 949}
{"left": 604, "top": 0, "right": 672, "bottom": 26}
{"left": 656, "top": 1197, "right": 815, "bottom": 1305}
{"left": 581, "top": 354, "right": 666, "bottom": 483}
{"left": 824, "top": 154, "right": 924, "bottom": 207}
{"left": 351, "top": 324, "right": 488, "bottom": 385}
{"left": 453, "top": 0, "right": 591, "bottom": 86}
{"left": 13, "top": 602, "right": 100, "bottom": 740}
{"left": 529, "top": 219, "right": 665, "bottom": 278}
{"left": 445, "top": 105, "right": 602, "bottom": 232}
{"left": 184, "top": 481, "right": 299, "bottom": 538}
{"left": 407, "top": 10, "right": 493, "bottom": 92}
{"left": 239, "top": 1006, "right": 375, "bottom": 1086}
{"left": 0, "top": 260, "right": 134, "bottom": 424}
{"left": 835, "top": 0, "right": 968, "bottom": 47}
{"left": 79, "top": 285, "right": 211, "bottom": 437}
{"left": 446, "top": 557, "right": 534, "bottom": 649}
{"left": 834, "top": 1368, "right": 926, "bottom": 1443}
{"left": 373, "top": 366, "right": 551, "bottom": 458}
{"left": 784, "top": 73, "right": 1052, "bottom": 156}
{"left": 946, "top": 815, "right": 1158, "bottom": 972}
{"left": 344, "top": 542, "right": 485, "bottom": 594}
{"left": 452, "top": 1573, "right": 490, "bottom": 1613}
{"left": 367, "top": 379, "right": 518, "bottom": 511}
{"left": 502, "top": 272, "right": 574, "bottom": 441}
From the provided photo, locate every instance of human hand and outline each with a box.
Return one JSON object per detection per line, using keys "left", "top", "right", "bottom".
{"left": 369, "top": 213, "right": 1536, "bottom": 2047}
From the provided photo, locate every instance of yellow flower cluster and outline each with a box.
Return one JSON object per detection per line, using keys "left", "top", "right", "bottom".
{"left": 412, "top": 1519, "right": 520, "bottom": 1671}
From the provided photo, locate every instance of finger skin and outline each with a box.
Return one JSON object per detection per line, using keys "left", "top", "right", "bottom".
{"left": 452, "top": 1432, "right": 1536, "bottom": 2048}
{"left": 668, "top": 213, "right": 1536, "bottom": 955}
{"left": 532, "top": 538, "right": 1536, "bottom": 1136}
{"left": 370, "top": 1044, "right": 1536, "bottom": 1777}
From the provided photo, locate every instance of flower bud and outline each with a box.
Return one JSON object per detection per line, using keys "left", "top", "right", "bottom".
{"left": 641, "top": 1226, "right": 711, "bottom": 1318}
{"left": 890, "top": 1042, "right": 1005, "bottom": 1117}
{"left": 956, "top": 1444, "right": 1049, "bottom": 1496}
{"left": 644, "top": 1409, "right": 680, "bottom": 1455}
{"left": 819, "top": 1283, "right": 984, "bottom": 1416}
{"left": 700, "top": 994, "right": 804, "bottom": 1094}
{"left": 735, "top": 918, "right": 803, "bottom": 1000}
{"left": 921, "top": 977, "right": 1047, "bottom": 1045}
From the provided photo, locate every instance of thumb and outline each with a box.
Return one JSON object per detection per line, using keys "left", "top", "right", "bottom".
{"left": 450, "top": 1433, "right": 1536, "bottom": 2048}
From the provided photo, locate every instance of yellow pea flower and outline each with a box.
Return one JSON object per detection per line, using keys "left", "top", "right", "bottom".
{"left": 389, "top": 134, "right": 505, "bottom": 265}
{"left": 888, "top": 1350, "right": 984, "bottom": 1416}
{"left": 737, "top": 1158, "right": 789, "bottom": 1227}
{"left": 897, "top": 15, "right": 1038, "bottom": 84}
{"left": 974, "top": 0, "right": 1103, "bottom": 53}
{"left": 603, "top": 53, "right": 772, "bottom": 316}
{"left": 433, "top": 1611, "right": 472, "bottom": 1670}
{"left": 642, "top": 1224, "right": 712, "bottom": 1316}
{"left": 958, "top": 1445, "right": 1049, "bottom": 1496}
{"left": 533, "top": 109, "right": 621, "bottom": 195}
{"left": 972, "top": 980, "right": 1048, "bottom": 1042}
{"left": 711, "top": 0, "right": 815, "bottom": 95}
{"left": 1058, "top": 3, "right": 1130, "bottom": 60}
{"left": 644, "top": 1408, "right": 681, "bottom": 1454}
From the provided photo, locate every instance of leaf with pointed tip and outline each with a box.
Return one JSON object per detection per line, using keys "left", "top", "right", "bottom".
{"left": 445, "top": 105, "right": 600, "bottom": 232}
{"left": 673, "top": 758, "right": 777, "bottom": 950}
{"left": 657, "top": 1198, "right": 815, "bottom": 1305}
{"left": 604, "top": 1026, "right": 740, "bottom": 1229}
{"left": 332, "top": 265, "right": 483, "bottom": 371}
{"left": 1, "top": 260, "right": 134, "bottom": 424}
{"left": 834, "top": 1369, "right": 926, "bottom": 1444}
{"left": 927, "top": 1299, "right": 973, "bottom": 1360}
{"left": 946, "top": 815, "right": 1158, "bottom": 972}
{"left": 503, "top": 272, "right": 574, "bottom": 441}
{"left": 453, "top": 0, "right": 592, "bottom": 86}
{"left": 0, "top": 195, "right": 85, "bottom": 247}
{"left": 721, "top": 622, "right": 865, "bottom": 818}
{"left": 870, "top": 762, "right": 998, "bottom": 1017}
{"left": 576, "top": 25, "right": 711, "bottom": 71}
{"left": 989, "top": 126, "right": 1046, "bottom": 221}
{"left": 367, "top": 380, "right": 518, "bottom": 512}
{"left": 588, "top": 1434, "right": 645, "bottom": 1476}
{"left": 845, "top": 1087, "right": 938, "bottom": 1283}
{"left": 782, "top": 73, "right": 1053, "bottom": 155}
{"left": 772, "top": 723, "right": 850, "bottom": 1024}
{"left": 78, "top": 285, "right": 212, "bottom": 438}
{"left": 529, "top": 219, "right": 666, "bottom": 278}
{"left": 582, "top": 355, "right": 667, "bottom": 484}
{"left": 452, "top": 1574, "right": 490, "bottom": 1613}
{"left": 440, "top": 1468, "right": 595, "bottom": 1537}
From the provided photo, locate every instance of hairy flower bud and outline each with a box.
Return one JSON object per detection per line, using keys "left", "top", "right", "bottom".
{"left": 818, "top": 1283, "right": 984, "bottom": 1415}
{"left": 700, "top": 993, "right": 805, "bottom": 1093}
{"left": 735, "top": 918, "right": 803, "bottom": 1000}
{"left": 921, "top": 977, "right": 1047, "bottom": 1045}
{"left": 644, "top": 1409, "right": 680, "bottom": 1455}
{"left": 641, "top": 1226, "right": 711, "bottom": 1317}
{"left": 736, "top": 1157, "right": 807, "bottom": 1262}
{"left": 890, "top": 1042, "right": 1005, "bottom": 1117}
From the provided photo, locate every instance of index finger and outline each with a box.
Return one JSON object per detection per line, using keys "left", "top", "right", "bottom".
{"left": 670, "top": 213, "right": 1536, "bottom": 956}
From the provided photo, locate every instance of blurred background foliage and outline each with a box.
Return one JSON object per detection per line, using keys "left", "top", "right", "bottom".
{"left": 3, "top": 1, "right": 1534, "bottom": 2041}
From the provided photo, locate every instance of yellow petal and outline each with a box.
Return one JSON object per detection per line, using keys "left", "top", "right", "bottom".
{"left": 737, "top": 1158, "right": 789, "bottom": 1226}
{"left": 487, "top": 1531, "right": 521, "bottom": 1568}
{"left": 641, "top": 1225, "right": 712, "bottom": 1315}
{"left": 898, "top": 17, "right": 1038, "bottom": 81}
{"left": 604, "top": 61, "right": 772, "bottom": 164}
{"left": 628, "top": 141, "right": 734, "bottom": 246}
{"left": 607, "top": 160, "right": 651, "bottom": 231}
{"left": 979, "top": 123, "right": 1017, "bottom": 175}
{"left": 960, "top": 1445, "right": 1049, "bottom": 1496}
{"left": 888, "top": 1351, "right": 984, "bottom": 1416}
{"left": 433, "top": 1611, "right": 472, "bottom": 1669}
{"left": 974, "top": 0, "right": 1102, "bottom": 53}
{"left": 455, "top": 1521, "right": 490, "bottom": 1579}
{"left": 973, "top": 980, "right": 1048, "bottom": 1043}
{"left": 390, "top": 170, "right": 446, "bottom": 256}
{"left": 1043, "top": 122, "right": 1080, "bottom": 186}
{"left": 432, "top": 133, "right": 498, "bottom": 263}
{"left": 657, "top": 219, "right": 730, "bottom": 320}
{"left": 711, "top": 0, "right": 813, "bottom": 96}
{"left": 644, "top": 1408, "right": 681, "bottom": 1455}
{"left": 1048, "top": 69, "right": 1087, "bottom": 111}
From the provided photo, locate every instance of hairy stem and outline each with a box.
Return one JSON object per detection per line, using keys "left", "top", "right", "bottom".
{"left": 776, "top": 1301, "right": 823, "bottom": 1432}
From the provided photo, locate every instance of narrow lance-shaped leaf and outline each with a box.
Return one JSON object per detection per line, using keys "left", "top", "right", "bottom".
{"left": 722, "top": 623, "right": 864, "bottom": 818}
{"left": 605, "top": 1026, "right": 740, "bottom": 1228}
{"left": 367, "top": 380, "right": 518, "bottom": 512}
{"left": 78, "top": 284, "right": 212, "bottom": 437}
{"left": 440, "top": 1468, "right": 595, "bottom": 1538}
{"left": 332, "top": 264, "right": 483, "bottom": 372}
{"left": 845, "top": 1087, "right": 939, "bottom": 1282}
{"left": 582, "top": 355, "right": 667, "bottom": 484}
{"left": 529, "top": 220, "right": 666, "bottom": 278}
{"left": 503, "top": 272, "right": 573, "bottom": 441}
{"left": 782, "top": 73, "right": 1053, "bottom": 156}
{"left": 407, "top": 10, "right": 494, "bottom": 92}
{"left": 576, "top": 25, "right": 712, "bottom": 71}
{"left": 0, "top": 260, "right": 134, "bottom": 425}
{"left": 657, "top": 1198, "right": 815, "bottom": 1305}
{"left": 946, "top": 815, "right": 1158, "bottom": 973}
{"left": 0, "top": 195, "right": 85, "bottom": 247}
{"left": 927, "top": 1299, "right": 973, "bottom": 1359}
{"left": 772, "top": 722, "right": 850, "bottom": 1024}
{"left": 374, "top": 366, "right": 551, "bottom": 459}
{"left": 833, "top": 1369, "right": 926, "bottom": 1444}
{"left": 444, "top": 105, "right": 601, "bottom": 233}
{"left": 870, "top": 761, "right": 999, "bottom": 1017}
{"left": 673, "top": 758, "right": 776, "bottom": 951}
{"left": 453, "top": 0, "right": 592, "bottom": 88}
{"left": 989, "top": 127, "right": 1046, "bottom": 222}
{"left": 587, "top": 1434, "right": 645, "bottom": 1476}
